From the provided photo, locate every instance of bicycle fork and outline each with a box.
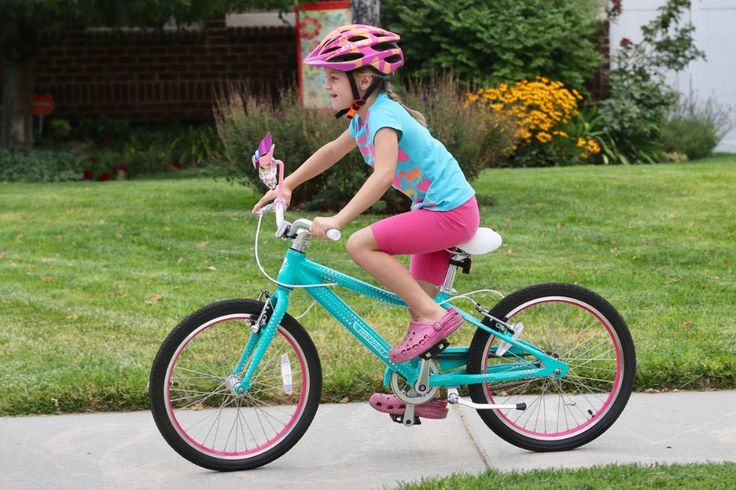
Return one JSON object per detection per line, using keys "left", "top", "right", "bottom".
{"left": 231, "top": 288, "right": 290, "bottom": 395}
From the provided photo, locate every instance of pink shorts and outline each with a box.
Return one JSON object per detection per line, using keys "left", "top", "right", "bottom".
{"left": 371, "top": 196, "right": 480, "bottom": 286}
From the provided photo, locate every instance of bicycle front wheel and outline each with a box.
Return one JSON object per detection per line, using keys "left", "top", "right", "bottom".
{"left": 149, "top": 299, "right": 322, "bottom": 471}
{"left": 467, "top": 283, "right": 635, "bottom": 451}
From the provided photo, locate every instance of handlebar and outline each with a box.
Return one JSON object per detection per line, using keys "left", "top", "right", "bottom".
{"left": 257, "top": 201, "right": 341, "bottom": 242}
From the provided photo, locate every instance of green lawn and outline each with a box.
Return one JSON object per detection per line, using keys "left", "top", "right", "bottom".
{"left": 399, "top": 462, "right": 736, "bottom": 489}
{"left": 1, "top": 156, "right": 734, "bottom": 415}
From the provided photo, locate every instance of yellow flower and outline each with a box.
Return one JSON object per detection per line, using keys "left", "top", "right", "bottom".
{"left": 536, "top": 132, "right": 552, "bottom": 143}
{"left": 586, "top": 138, "right": 601, "bottom": 154}
{"left": 468, "top": 77, "right": 586, "bottom": 150}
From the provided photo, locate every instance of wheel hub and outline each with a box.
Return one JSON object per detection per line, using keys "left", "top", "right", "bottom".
{"left": 225, "top": 375, "right": 243, "bottom": 396}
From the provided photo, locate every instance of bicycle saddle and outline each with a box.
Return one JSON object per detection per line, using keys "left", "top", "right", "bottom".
{"left": 450, "top": 227, "right": 502, "bottom": 256}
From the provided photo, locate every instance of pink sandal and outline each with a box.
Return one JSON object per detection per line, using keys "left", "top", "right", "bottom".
{"left": 369, "top": 393, "right": 448, "bottom": 419}
{"left": 388, "top": 308, "right": 463, "bottom": 363}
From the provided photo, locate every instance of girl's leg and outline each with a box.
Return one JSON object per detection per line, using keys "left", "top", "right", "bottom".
{"left": 411, "top": 280, "right": 439, "bottom": 320}
{"left": 346, "top": 228, "right": 446, "bottom": 323}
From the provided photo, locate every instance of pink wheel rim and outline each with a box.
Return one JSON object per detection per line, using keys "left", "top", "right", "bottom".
{"left": 482, "top": 297, "right": 623, "bottom": 440}
{"left": 164, "top": 315, "right": 309, "bottom": 458}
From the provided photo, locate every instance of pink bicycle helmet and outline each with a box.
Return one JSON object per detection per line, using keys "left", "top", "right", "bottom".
{"left": 304, "top": 24, "right": 404, "bottom": 75}
{"left": 304, "top": 24, "right": 404, "bottom": 119}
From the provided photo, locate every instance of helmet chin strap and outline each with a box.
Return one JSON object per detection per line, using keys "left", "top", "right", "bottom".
{"left": 335, "top": 71, "right": 381, "bottom": 120}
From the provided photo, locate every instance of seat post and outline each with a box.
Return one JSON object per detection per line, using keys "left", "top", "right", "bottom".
{"left": 439, "top": 253, "right": 468, "bottom": 295}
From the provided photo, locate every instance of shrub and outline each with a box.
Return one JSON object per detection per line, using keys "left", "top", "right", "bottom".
{"left": 215, "top": 76, "right": 517, "bottom": 212}
{"left": 601, "top": 0, "right": 706, "bottom": 163}
{"left": 0, "top": 149, "right": 86, "bottom": 182}
{"left": 383, "top": 0, "right": 603, "bottom": 91}
{"left": 659, "top": 96, "right": 734, "bottom": 160}
{"left": 467, "top": 78, "right": 600, "bottom": 166}
{"left": 49, "top": 119, "right": 72, "bottom": 141}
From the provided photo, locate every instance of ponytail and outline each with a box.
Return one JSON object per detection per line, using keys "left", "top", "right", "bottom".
{"left": 353, "top": 67, "right": 427, "bottom": 127}
{"left": 383, "top": 81, "right": 427, "bottom": 127}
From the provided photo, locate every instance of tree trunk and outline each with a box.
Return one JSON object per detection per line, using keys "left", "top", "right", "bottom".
{"left": 0, "top": 59, "right": 33, "bottom": 149}
{"left": 351, "top": 0, "right": 380, "bottom": 26}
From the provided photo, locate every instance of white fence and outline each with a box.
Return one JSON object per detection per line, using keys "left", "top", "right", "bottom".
{"left": 609, "top": 0, "right": 736, "bottom": 152}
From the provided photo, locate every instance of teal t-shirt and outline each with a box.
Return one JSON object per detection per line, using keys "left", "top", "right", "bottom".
{"left": 348, "top": 92, "right": 475, "bottom": 211}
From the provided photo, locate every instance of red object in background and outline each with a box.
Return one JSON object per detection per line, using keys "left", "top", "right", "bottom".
{"left": 295, "top": 1, "right": 351, "bottom": 108}
{"left": 32, "top": 94, "right": 55, "bottom": 116}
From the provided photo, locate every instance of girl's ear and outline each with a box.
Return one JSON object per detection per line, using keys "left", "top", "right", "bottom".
{"left": 358, "top": 72, "right": 373, "bottom": 91}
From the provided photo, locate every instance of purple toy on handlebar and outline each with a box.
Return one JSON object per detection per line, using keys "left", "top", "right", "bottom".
{"left": 252, "top": 132, "right": 285, "bottom": 205}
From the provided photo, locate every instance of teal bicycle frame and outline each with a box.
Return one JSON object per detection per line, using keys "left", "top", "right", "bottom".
{"left": 232, "top": 245, "right": 568, "bottom": 395}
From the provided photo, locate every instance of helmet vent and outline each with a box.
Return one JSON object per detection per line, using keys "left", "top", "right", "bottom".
{"left": 332, "top": 53, "right": 364, "bottom": 62}
{"left": 373, "top": 42, "right": 398, "bottom": 52}
{"left": 348, "top": 35, "right": 368, "bottom": 42}
{"left": 385, "top": 54, "right": 402, "bottom": 63}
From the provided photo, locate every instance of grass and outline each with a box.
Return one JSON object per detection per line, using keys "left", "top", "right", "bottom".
{"left": 0, "top": 156, "right": 734, "bottom": 415}
{"left": 398, "top": 462, "right": 736, "bottom": 489}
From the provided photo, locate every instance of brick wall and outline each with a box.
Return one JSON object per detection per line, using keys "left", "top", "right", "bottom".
{"left": 27, "top": 18, "right": 296, "bottom": 121}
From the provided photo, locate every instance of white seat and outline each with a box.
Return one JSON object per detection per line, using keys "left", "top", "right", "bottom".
{"left": 450, "top": 227, "right": 502, "bottom": 256}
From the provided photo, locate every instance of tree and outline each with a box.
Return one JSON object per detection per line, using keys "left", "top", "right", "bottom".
{"left": 0, "top": 0, "right": 290, "bottom": 149}
{"left": 351, "top": 0, "right": 380, "bottom": 26}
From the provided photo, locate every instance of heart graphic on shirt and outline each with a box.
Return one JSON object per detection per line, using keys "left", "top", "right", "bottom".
{"left": 399, "top": 168, "right": 421, "bottom": 184}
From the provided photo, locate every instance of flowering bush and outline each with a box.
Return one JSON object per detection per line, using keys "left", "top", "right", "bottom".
{"left": 82, "top": 152, "right": 128, "bottom": 181}
{"left": 467, "top": 78, "right": 600, "bottom": 166}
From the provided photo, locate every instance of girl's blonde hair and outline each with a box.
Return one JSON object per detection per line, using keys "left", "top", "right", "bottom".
{"left": 354, "top": 67, "right": 427, "bottom": 127}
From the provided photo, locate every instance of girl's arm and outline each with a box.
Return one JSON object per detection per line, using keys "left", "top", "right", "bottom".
{"left": 332, "top": 127, "right": 398, "bottom": 228}
{"left": 252, "top": 130, "right": 356, "bottom": 213}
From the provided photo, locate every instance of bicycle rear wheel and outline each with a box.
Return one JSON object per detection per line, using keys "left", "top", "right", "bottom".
{"left": 467, "top": 283, "right": 635, "bottom": 451}
{"left": 149, "top": 299, "right": 321, "bottom": 470}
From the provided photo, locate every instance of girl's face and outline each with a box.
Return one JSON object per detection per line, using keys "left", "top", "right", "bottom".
{"left": 324, "top": 69, "right": 353, "bottom": 111}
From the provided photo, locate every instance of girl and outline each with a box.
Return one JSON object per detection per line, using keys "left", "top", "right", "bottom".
{"left": 252, "top": 24, "right": 479, "bottom": 419}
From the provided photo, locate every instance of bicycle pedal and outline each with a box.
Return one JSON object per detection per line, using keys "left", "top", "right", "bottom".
{"left": 420, "top": 339, "right": 449, "bottom": 360}
{"left": 390, "top": 414, "right": 422, "bottom": 426}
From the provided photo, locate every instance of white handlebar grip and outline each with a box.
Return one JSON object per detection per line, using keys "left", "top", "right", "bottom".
{"left": 326, "top": 229, "right": 342, "bottom": 241}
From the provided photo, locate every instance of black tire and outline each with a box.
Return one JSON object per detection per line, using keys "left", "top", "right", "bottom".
{"left": 149, "top": 299, "right": 322, "bottom": 470}
{"left": 467, "top": 283, "right": 635, "bottom": 451}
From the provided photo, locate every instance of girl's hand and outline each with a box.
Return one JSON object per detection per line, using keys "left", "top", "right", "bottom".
{"left": 310, "top": 216, "right": 343, "bottom": 239}
{"left": 251, "top": 184, "right": 292, "bottom": 214}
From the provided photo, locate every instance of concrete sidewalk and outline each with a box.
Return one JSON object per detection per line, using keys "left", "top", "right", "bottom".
{"left": 1, "top": 391, "right": 734, "bottom": 489}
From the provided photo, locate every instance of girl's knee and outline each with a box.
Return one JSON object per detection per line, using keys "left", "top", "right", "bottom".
{"left": 345, "top": 232, "right": 364, "bottom": 260}
{"left": 346, "top": 227, "right": 378, "bottom": 260}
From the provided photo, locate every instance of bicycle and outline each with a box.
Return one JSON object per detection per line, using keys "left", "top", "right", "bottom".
{"left": 149, "top": 134, "right": 636, "bottom": 471}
